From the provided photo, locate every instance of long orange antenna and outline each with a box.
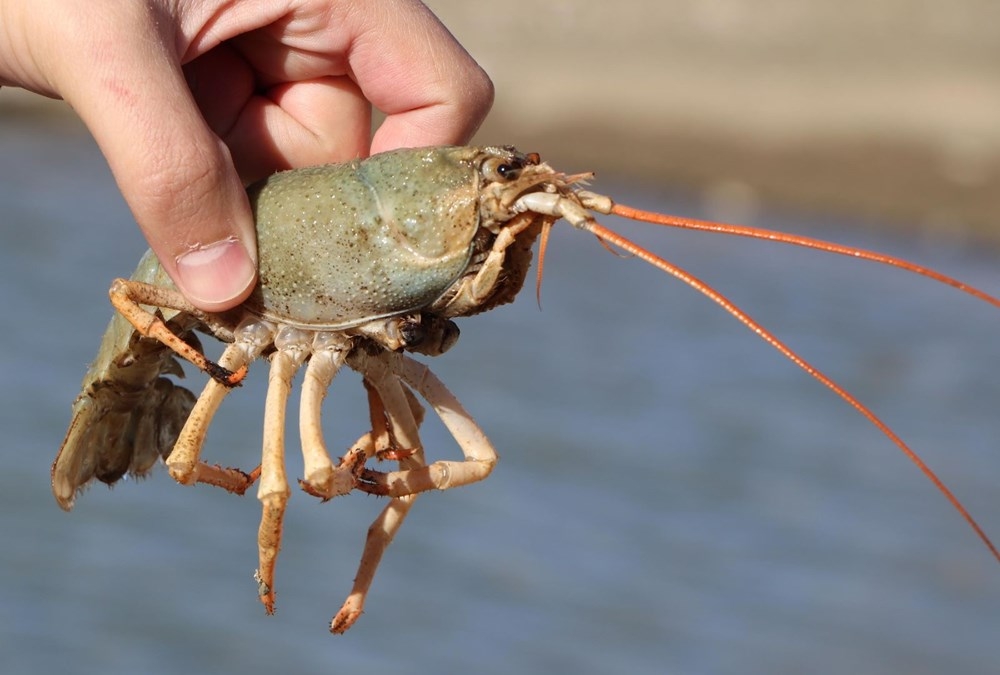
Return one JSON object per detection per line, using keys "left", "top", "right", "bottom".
{"left": 610, "top": 203, "right": 1000, "bottom": 311}
{"left": 579, "top": 217, "right": 1000, "bottom": 564}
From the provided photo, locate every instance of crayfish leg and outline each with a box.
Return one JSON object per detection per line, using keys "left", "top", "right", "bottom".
{"left": 331, "top": 363, "right": 426, "bottom": 634}
{"left": 186, "top": 462, "right": 260, "bottom": 495}
{"left": 255, "top": 328, "right": 309, "bottom": 615}
{"left": 297, "top": 335, "right": 358, "bottom": 500}
{"left": 331, "top": 350, "right": 498, "bottom": 633}
{"left": 352, "top": 351, "right": 496, "bottom": 498}
{"left": 109, "top": 278, "right": 248, "bottom": 386}
{"left": 167, "top": 335, "right": 267, "bottom": 485}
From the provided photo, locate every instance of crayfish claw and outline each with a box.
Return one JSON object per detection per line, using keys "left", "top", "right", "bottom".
{"left": 355, "top": 468, "right": 391, "bottom": 496}
{"left": 298, "top": 446, "right": 368, "bottom": 500}
{"left": 375, "top": 446, "right": 416, "bottom": 462}
{"left": 298, "top": 479, "right": 329, "bottom": 501}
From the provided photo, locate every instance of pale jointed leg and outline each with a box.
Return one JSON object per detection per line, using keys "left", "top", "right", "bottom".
{"left": 331, "top": 367, "right": 427, "bottom": 634}
{"left": 297, "top": 332, "right": 365, "bottom": 500}
{"left": 167, "top": 320, "right": 275, "bottom": 490}
{"left": 353, "top": 351, "right": 497, "bottom": 498}
{"left": 255, "top": 326, "right": 310, "bottom": 614}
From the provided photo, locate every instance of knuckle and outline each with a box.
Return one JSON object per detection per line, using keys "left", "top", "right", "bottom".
{"left": 125, "top": 140, "right": 233, "bottom": 237}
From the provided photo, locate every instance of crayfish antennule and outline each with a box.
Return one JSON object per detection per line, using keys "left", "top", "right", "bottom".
{"left": 562, "top": 171, "right": 595, "bottom": 186}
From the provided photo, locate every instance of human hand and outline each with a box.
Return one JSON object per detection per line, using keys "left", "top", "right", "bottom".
{"left": 0, "top": 0, "right": 493, "bottom": 311}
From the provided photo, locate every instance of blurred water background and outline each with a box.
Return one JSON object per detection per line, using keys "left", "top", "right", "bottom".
{"left": 2, "top": 2, "right": 999, "bottom": 674}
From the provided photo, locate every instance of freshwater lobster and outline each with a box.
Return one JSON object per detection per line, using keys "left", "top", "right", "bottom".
{"left": 52, "top": 145, "right": 1000, "bottom": 633}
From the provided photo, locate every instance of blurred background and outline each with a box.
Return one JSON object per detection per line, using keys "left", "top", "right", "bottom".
{"left": 437, "top": 0, "right": 1000, "bottom": 240}
{"left": 1, "top": 2, "right": 999, "bottom": 674}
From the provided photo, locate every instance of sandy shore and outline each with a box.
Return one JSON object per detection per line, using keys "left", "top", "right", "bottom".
{"left": 4, "top": 1, "right": 998, "bottom": 240}
{"left": 432, "top": 0, "right": 1000, "bottom": 240}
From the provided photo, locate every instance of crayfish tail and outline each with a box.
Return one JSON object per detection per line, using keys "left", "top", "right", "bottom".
{"left": 51, "top": 376, "right": 197, "bottom": 510}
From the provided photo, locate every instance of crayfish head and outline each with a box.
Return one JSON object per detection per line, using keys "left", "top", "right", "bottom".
{"left": 470, "top": 146, "right": 605, "bottom": 309}
{"left": 475, "top": 146, "right": 587, "bottom": 229}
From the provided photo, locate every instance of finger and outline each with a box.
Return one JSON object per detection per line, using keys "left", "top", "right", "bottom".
{"left": 355, "top": 1, "right": 494, "bottom": 152}
{"left": 229, "top": 76, "right": 371, "bottom": 180}
{"left": 54, "top": 6, "right": 257, "bottom": 312}
{"left": 186, "top": 45, "right": 370, "bottom": 181}
{"left": 226, "top": 0, "right": 492, "bottom": 154}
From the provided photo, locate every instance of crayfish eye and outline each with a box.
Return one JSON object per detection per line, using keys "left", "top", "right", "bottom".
{"left": 497, "top": 163, "right": 519, "bottom": 179}
{"left": 482, "top": 156, "right": 523, "bottom": 182}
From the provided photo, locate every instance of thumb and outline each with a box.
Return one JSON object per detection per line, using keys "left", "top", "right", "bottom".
{"left": 58, "top": 12, "right": 257, "bottom": 312}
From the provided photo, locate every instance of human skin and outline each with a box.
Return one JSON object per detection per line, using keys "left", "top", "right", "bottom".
{"left": 0, "top": 0, "right": 494, "bottom": 311}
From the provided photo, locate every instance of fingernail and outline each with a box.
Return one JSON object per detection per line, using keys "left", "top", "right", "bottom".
{"left": 175, "top": 238, "right": 256, "bottom": 310}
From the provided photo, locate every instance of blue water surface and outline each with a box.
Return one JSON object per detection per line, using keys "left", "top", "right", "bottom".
{"left": 1, "top": 121, "right": 998, "bottom": 675}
